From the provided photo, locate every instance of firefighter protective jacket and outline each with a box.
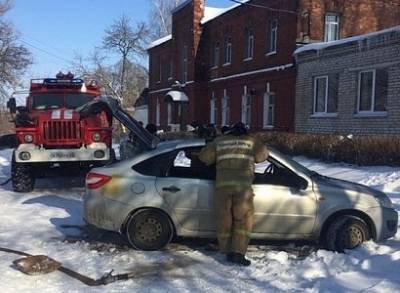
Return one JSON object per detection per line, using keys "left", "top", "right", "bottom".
{"left": 199, "top": 134, "right": 269, "bottom": 188}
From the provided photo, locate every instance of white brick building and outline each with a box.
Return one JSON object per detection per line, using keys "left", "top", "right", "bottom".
{"left": 294, "top": 26, "right": 400, "bottom": 136}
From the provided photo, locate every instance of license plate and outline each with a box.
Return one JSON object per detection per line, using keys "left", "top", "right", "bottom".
{"left": 50, "top": 152, "right": 76, "bottom": 159}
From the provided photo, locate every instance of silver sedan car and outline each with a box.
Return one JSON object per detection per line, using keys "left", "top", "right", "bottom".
{"left": 83, "top": 139, "right": 398, "bottom": 252}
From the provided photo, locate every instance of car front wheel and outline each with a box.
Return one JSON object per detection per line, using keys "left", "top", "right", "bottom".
{"left": 126, "top": 209, "right": 174, "bottom": 251}
{"left": 325, "top": 215, "right": 371, "bottom": 252}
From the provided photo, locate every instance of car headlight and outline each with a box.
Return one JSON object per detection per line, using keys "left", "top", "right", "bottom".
{"left": 376, "top": 195, "right": 394, "bottom": 209}
{"left": 92, "top": 132, "right": 101, "bottom": 142}
{"left": 24, "top": 134, "right": 33, "bottom": 143}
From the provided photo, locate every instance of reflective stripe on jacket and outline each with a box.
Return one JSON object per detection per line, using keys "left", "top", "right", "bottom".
{"left": 199, "top": 134, "right": 269, "bottom": 188}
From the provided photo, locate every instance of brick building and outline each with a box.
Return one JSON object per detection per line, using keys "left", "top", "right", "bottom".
{"left": 295, "top": 27, "right": 400, "bottom": 136}
{"left": 147, "top": 0, "right": 400, "bottom": 132}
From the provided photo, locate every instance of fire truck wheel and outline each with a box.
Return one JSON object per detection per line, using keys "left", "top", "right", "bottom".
{"left": 11, "top": 157, "right": 35, "bottom": 193}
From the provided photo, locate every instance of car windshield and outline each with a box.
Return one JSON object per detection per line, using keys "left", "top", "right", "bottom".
{"left": 32, "top": 94, "right": 64, "bottom": 110}
{"left": 65, "top": 94, "right": 95, "bottom": 109}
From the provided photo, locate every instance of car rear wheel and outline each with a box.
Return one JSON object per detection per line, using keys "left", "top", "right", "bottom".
{"left": 126, "top": 209, "right": 173, "bottom": 251}
{"left": 325, "top": 215, "right": 370, "bottom": 252}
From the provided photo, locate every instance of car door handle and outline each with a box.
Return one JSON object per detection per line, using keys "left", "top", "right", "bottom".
{"left": 162, "top": 186, "right": 181, "bottom": 193}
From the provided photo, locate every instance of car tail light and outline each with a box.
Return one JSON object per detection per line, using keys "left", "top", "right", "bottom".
{"left": 86, "top": 172, "right": 111, "bottom": 189}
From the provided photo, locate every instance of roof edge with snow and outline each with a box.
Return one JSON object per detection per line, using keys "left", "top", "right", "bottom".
{"left": 201, "top": 0, "right": 250, "bottom": 24}
{"left": 147, "top": 34, "right": 172, "bottom": 50}
{"left": 171, "top": 0, "right": 192, "bottom": 14}
{"left": 294, "top": 25, "right": 400, "bottom": 56}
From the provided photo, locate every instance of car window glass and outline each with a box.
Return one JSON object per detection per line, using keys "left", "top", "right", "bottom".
{"left": 168, "top": 148, "right": 216, "bottom": 180}
{"left": 132, "top": 152, "right": 174, "bottom": 177}
{"left": 254, "top": 158, "right": 307, "bottom": 189}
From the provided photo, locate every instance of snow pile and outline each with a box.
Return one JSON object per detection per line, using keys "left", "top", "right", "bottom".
{"left": 0, "top": 149, "right": 399, "bottom": 292}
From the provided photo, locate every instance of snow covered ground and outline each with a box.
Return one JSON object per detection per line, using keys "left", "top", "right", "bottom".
{"left": 0, "top": 148, "right": 399, "bottom": 292}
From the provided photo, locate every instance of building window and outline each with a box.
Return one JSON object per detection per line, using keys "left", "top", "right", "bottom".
{"left": 213, "top": 41, "right": 220, "bottom": 68}
{"left": 313, "top": 75, "right": 338, "bottom": 114}
{"left": 244, "top": 28, "right": 254, "bottom": 60}
{"left": 156, "top": 98, "right": 160, "bottom": 126}
{"left": 241, "top": 86, "right": 252, "bottom": 125}
{"left": 267, "top": 19, "right": 278, "bottom": 54}
{"left": 155, "top": 55, "right": 161, "bottom": 83}
{"left": 167, "top": 103, "right": 172, "bottom": 125}
{"left": 263, "top": 92, "right": 275, "bottom": 128}
{"left": 221, "top": 89, "right": 230, "bottom": 126}
{"left": 224, "top": 37, "right": 232, "bottom": 65}
{"left": 166, "top": 59, "right": 173, "bottom": 80}
{"left": 210, "top": 92, "right": 217, "bottom": 124}
{"left": 357, "top": 69, "right": 387, "bottom": 113}
{"left": 181, "top": 45, "right": 188, "bottom": 83}
{"left": 324, "top": 13, "right": 340, "bottom": 42}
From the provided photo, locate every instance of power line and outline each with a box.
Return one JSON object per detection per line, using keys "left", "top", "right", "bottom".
{"left": 19, "top": 39, "right": 74, "bottom": 65}
{"left": 227, "top": 0, "right": 297, "bottom": 15}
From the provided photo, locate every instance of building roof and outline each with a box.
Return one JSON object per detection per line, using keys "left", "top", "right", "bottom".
{"left": 147, "top": 34, "right": 172, "bottom": 50}
{"left": 294, "top": 25, "right": 400, "bottom": 55}
{"left": 147, "top": 0, "right": 250, "bottom": 50}
{"left": 201, "top": 1, "right": 250, "bottom": 24}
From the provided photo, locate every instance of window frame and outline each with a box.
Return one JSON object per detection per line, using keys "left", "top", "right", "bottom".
{"left": 210, "top": 91, "right": 217, "bottom": 124}
{"left": 263, "top": 91, "right": 275, "bottom": 128}
{"left": 156, "top": 98, "right": 160, "bottom": 126}
{"left": 167, "top": 103, "right": 172, "bottom": 125}
{"left": 241, "top": 86, "right": 252, "bottom": 126}
{"left": 324, "top": 13, "right": 340, "bottom": 42}
{"left": 244, "top": 28, "right": 254, "bottom": 61}
{"left": 357, "top": 69, "right": 377, "bottom": 114}
{"left": 221, "top": 89, "right": 230, "bottom": 126}
{"left": 267, "top": 19, "right": 278, "bottom": 55}
{"left": 313, "top": 75, "right": 329, "bottom": 114}
{"left": 213, "top": 41, "right": 220, "bottom": 68}
{"left": 223, "top": 36, "right": 232, "bottom": 66}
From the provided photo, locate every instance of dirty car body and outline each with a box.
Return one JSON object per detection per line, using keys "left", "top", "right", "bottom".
{"left": 83, "top": 123, "right": 398, "bottom": 251}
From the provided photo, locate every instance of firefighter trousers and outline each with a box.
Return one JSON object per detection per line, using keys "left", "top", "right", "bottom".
{"left": 215, "top": 186, "right": 254, "bottom": 255}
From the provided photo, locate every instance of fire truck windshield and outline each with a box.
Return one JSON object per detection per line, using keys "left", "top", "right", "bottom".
{"left": 65, "top": 94, "right": 95, "bottom": 109}
{"left": 32, "top": 94, "right": 63, "bottom": 110}
{"left": 32, "top": 93, "right": 96, "bottom": 110}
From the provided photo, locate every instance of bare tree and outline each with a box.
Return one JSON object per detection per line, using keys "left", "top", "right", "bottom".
{"left": 74, "top": 50, "right": 148, "bottom": 107}
{"left": 103, "top": 16, "right": 149, "bottom": 102}
{"left": 0, "top": 0, "right": 31, "bottom": 105}
{"left": 148, "top": 0, "right": 184, "bottom": 38}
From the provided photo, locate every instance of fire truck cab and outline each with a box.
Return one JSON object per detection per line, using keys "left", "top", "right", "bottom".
{"left": 8, "top": 72, "right": 113, "bottom": 192}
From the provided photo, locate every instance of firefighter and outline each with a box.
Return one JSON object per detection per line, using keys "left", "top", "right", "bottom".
{"left": 199, "top": 122, "right": 269, "bottom": 266}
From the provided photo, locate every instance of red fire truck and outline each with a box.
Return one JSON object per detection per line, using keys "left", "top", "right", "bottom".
{"left": 7, "top": 72, "right": 113, "bottom": 192}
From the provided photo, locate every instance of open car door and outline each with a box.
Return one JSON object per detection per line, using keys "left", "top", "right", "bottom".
{"left": 77, "top": 96, "right": 159, "bottom": 151}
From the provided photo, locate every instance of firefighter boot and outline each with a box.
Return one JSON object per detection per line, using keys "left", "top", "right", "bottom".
{"left": 229, "top": 253, "right": 251, "bottom": 266}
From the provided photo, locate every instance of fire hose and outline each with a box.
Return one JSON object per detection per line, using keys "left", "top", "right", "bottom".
{"left": 0, "top": 246, "right": 135, "bottom": 286}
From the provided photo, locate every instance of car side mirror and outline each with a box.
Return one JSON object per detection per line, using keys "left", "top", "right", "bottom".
{"left": 297, "top": 177, "right": 308, "bottom": 190}
{"left": 7, "top": 98, "right": 16, "bottom": 114}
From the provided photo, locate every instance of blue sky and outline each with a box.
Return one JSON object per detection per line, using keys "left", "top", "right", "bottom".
{"left": 6, "top": 0, "right": 234, "bottom": 80}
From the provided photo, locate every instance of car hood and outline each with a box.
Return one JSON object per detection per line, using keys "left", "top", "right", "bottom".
{"left": 77, "top": 96, "right": 159, "bottom": 150}
{"left": 312, "top": 174, "right": 389, "bottom": 208}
